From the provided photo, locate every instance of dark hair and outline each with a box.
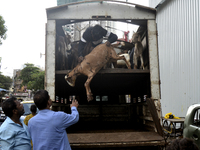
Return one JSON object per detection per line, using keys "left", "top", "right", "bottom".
{"left": 92, "top": 24, "right": 103, "bottom": 39}
{"left": 166, "top": 138, "right": 199, "bottom": 150}
{"left": 2, "top": 97, "right": 17, "bottom": 118}
{"left": 30, "top": 104, "right": 37, "bottom": 113}
{"left": 34, "top": 90, "right": 49, "bottom": 110}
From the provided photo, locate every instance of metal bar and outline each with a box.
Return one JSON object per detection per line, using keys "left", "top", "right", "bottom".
{"left": 147, "top": 20, "right": 161, "bottom": 99}
{"left": 46, "top": 20, "right": 56, "bottom": 101}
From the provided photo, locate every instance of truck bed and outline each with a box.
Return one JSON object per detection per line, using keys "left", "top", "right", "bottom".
{"left": 68, "top": 132, "right": 165, "bottom": 149}
{"left": 53, "top": 103, "right": 165, "bottom": 149}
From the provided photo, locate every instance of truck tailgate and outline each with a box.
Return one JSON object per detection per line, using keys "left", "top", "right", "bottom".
{"left": 68, "top": 131, "right": 165, "bottom": 148}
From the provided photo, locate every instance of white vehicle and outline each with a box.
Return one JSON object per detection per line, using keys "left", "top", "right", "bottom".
{"left": 20, "top": 101, "right": 38, "bottom": 121}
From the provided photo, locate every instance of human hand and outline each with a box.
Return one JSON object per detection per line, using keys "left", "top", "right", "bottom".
{"left": 70, "top": 99, "right": 79, "bottom": 108}
{"left": 78, "top": 56, "right": 83, "bottom": 63}
{"left": 105, "top": 41, "right": 111, "bottom": 46}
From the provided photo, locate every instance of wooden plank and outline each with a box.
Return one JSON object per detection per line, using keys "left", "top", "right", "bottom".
{"left": 68, "top": 132, "right": 165, "bottom": 148}
{"left": 139, "top": 116, "right": 153, "bottom": 121}
{"left": 56, "top": 68, "right": 150, "bottom": 74}
{"left": 146, "top": 98, "right": 163, "bottom": 136}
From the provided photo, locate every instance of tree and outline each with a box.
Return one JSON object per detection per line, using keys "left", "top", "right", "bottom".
{"left": 0, "top": 72, "right": 12, "bottom": 89}
{"left": 27, "top": 71, "right": 45, "bottom": 91}
{"left": 19, "top": 63, "right": 40, "bottom": 86}
{"left": 19, "top": 63, "right": 44, "bottom": 91}
{"left": 0, "top": 15, "right": 7, "bottom": 45}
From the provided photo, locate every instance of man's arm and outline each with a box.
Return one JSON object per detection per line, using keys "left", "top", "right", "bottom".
{"left": 62, "top": 100, "right": 79, "bottom": 129}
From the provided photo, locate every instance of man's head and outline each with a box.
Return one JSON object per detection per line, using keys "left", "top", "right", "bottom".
{"left": 30, "top": 104, "right": 37, "bottom": 113}
{"left": 166, "top": 138, "right": 199, "bottom": 150}
{"left": 34, "top": 90, "right": 51, "bottom": 110}
{"left": 2, "top": 97, "right": 24, "bottom": 118}
{"left": 92, "top": 24, "right": 103, "bottom": 40}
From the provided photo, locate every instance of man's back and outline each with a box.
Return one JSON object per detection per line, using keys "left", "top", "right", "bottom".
{"left": 28, "top": 108, "right": 79, "bottom": 150}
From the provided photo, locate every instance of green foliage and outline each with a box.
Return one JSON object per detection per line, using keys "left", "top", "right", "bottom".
{"left": 0, "top": 72, "right": 12, "bottom": 89}
{"left": 19, "top": 63, "right": 44, "bottom": 90}
{"left": 19, "top": 63, "right": 40, "bottom": 86}
{"left": 27, "top": 71, "right": 45, "bottom": 91}
{"left": 0, "top": 15, "right": 7, "bottom": 45}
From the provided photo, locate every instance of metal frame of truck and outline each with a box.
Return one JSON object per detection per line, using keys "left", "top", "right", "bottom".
{"left": 45, "top": 1, "right": 164, "bottom": 149}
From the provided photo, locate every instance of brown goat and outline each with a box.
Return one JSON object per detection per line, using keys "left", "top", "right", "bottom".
{"left": 65, "top": 43, "right": 131, "bottom": 102}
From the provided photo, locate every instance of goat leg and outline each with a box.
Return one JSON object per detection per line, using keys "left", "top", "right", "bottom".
{"left": 84, "top": 75, "right": 94, "bottom": 102}
{"left": 111, "top": 53, "right": 131, "bottom": 69}
{"left": 133, "top": 54, "right": 138, "bottom": 69}
{"left": 140, "top": 54, "right": 144, "bottom": 70}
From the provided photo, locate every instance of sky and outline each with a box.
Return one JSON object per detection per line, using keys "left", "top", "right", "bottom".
{"left": 0, "top": 0, "right": 57, "bottom": 77}
{"left": 0, "top": 0, "right": 149, "bottom": 78}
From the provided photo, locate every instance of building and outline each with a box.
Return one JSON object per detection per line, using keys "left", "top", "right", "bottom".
{"left": 13, "top": 69, "right": 24, "bottom": 93}
{"left": 149, "top": 0, "right": 200, "bottom": 117}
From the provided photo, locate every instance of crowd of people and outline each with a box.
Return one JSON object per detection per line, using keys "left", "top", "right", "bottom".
{"left": 0, "top": 90, "right": 79, "bottom": 150}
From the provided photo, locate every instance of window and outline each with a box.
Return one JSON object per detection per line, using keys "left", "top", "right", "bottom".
{"left": 193, "top": 108, "right": 200, "bottom": 127}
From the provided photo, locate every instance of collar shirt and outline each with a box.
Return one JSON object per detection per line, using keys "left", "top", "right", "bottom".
{"left": 0, "top": 117, "right": 31, "bottom": 150}
{"left": 28, "top": 107, "right": 79, "bottom": 150}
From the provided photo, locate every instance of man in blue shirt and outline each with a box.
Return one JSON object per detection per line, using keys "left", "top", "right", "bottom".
{"left": 0, "top": 97, "right": 31, "bottom": 150}
{"left": 28, "top": 90, "right": 79, "bottom": 150}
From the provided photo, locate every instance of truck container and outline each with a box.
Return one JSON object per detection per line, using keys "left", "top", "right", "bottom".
{"left": 45, "top": 0, "right": 165, "bottom": 149}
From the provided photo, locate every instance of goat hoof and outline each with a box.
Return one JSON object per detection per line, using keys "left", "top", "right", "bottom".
{"left": 87, "top": 95, "right": 93, "bottom": 102}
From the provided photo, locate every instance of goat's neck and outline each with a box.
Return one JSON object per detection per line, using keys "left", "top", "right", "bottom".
{"left": 135, "top": 41, "right": 142, "bottom": 48}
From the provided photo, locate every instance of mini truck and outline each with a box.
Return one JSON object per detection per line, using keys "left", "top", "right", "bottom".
{"left": 45, "top": 1, "right": 165, "bottom": 149}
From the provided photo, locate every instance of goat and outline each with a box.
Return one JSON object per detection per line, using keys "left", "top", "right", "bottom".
{"left": 56, "top": 36, "right": 68, "bottom": 70}
{"left": 131, "top": 32, "right": 144, "bottom": 69}
{"left": 65, "top": 43, "right": 131, "bottom": 102}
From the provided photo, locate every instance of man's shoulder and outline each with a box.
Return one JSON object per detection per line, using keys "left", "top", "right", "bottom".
{"left": 0, "top": 119, "right": 14, "bottom": 132}
{"left": 53, "top": 111, "right": 67, "bottom": 116}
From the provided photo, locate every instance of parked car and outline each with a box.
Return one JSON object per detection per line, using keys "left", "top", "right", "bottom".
{"left": 20, "top": 101, "right": 39, "bottom": 122}
{"left": 183, "top": 104, "right": 200, "bottom": 148}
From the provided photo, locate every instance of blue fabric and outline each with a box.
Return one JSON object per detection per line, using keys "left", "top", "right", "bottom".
{"left": 0, "top": 117, "right": 31, "bottom": 150}
{"left": 28, "top": 107, "right": 79, "bottom": 150}
{"left": 0, "top": 88, "right": 8, "bottom": 92}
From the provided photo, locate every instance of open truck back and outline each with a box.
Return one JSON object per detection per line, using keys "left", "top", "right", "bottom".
{"left": 45, "top": 1, "right": 165, "bottom": 149}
